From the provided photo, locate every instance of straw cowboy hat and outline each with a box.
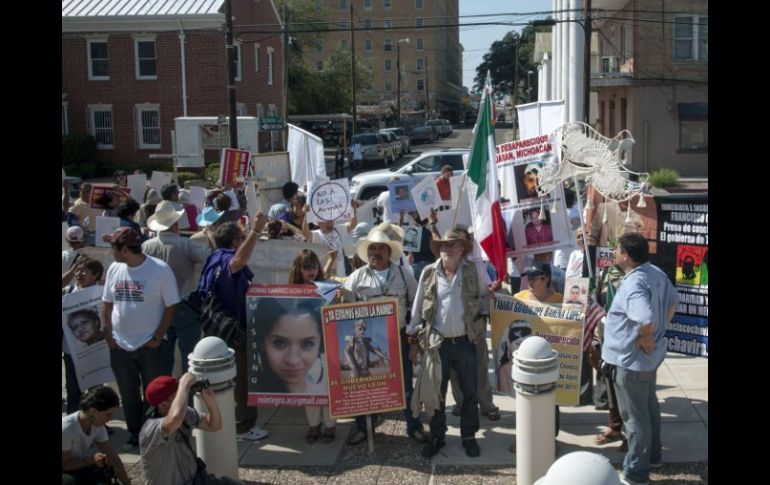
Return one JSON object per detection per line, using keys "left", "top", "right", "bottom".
{"left": 147, "top": 201, "right": 185, "bottom": 232}
{"left": 356, "top": 222, "right": 404, "bottom": 264}
{"left": 429, "top": 229, "right": 473, "bottom": 257}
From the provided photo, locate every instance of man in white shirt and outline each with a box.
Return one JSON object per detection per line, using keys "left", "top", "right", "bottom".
{"left": 101, "top": 227, "right": 180, "bottom": 450}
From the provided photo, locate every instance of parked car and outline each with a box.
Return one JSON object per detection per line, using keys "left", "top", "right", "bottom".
{"left": 349, "top": 132, "right": 395, "bottom": 168}
{"left": 381, "top": 127, "right": 411, "bottom": 154}
{"left": 349, "top": 148, "right": 469, "bottom": 201}
{"left": 426, "top": 119, "right": 452, "bottom": 137}
{"left": 379, "top": 130, "right": 402, "bottom": 159}
{"left": 409, "top": 125, "right": 437, "bottom": 144}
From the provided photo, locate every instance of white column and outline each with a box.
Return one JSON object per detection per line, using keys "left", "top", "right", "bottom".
{"left": 552, "top": 0, "right": 561, "bottom": 100}
{"left": 569, "top": 0, "right": 584, "bottom": 122}
{"left": 561, "top": 0, "right": 570, "bottom": 121}
{"left": 541, "top": 52, "right": 551, "bottom": 101}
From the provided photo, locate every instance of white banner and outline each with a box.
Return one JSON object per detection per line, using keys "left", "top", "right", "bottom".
{"left": 287, "top": 124, "right": 327, "bottom": 190}
{"left": 516, "top": 100, "right": 565, "bottom": 140}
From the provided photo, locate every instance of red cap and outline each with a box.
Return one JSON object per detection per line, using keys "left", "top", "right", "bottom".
{"left": 107, "top": 227, "right": 142, "bottom": 247}
{"left": 145, "top": 376, "right": 179, "bottom": 406}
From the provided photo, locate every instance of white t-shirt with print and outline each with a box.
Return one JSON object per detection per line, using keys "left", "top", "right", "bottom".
{"left": 102, "top": 255, "right": 180, "bottom": 351}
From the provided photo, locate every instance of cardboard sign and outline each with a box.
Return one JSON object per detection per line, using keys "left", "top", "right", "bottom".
{"left": 150, "top": 171, "right": 173, "bottom": 194}
{"left": 94, "top": 216, "right": 120, "bottom": 248}
{"left": 307, "top": 178, "right": 352, "bottom": 224}
{"left": 321, "top": 299, "right": 405, "bottom": 418}
{"left": 220, "top": 148, "right": 251, "bottom": 188}
{"left": 246, "top": 284, "right": 328, "bottom": 407}
{"left": 127, "top": 174, "right": 147, "bottom": 202}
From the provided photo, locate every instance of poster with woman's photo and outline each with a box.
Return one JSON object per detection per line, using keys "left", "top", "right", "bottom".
{"left": 491, "top": 294, "right": 584, "bottom": 406}
{"left": 62, "top": 286, "right": 115, "bottom": 390}
{"left": 320, "top": 299, "right": 405, "bottom": 419}
{"left": 246, "top": 284, "right": 328, "bottom": 407}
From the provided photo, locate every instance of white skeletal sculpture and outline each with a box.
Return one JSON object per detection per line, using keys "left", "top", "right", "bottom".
{"left": 536, "top": 121, "right": 648, "bottom": 203}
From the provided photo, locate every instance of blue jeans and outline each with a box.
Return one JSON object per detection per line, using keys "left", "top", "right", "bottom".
{"left": 161, "top": 303, "right": 202, "bottom": 375}
{"left": 614, "top": 366, "right": 662, "bottom": 483}
{"left": 429, "top": 337, "right": 479, "bottom": 440}
{"left": 110, "top": 343, "right": 164, "bottom": 436}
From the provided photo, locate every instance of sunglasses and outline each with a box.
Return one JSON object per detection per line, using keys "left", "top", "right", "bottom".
{"left": 302, "top": 264, "right": 319, "bottom": 271}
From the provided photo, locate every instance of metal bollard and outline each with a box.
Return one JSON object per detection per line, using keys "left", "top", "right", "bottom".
{"left": 513, "top": 336, "right": 559, "bottom": 485}
{"left": 188, "top": 336, "right": 239, "bottom": 479}
{"left": 533, "top": 451, "right": 621, "bottom": 485}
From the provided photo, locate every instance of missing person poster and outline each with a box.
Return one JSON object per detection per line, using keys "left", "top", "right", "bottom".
{"left": 62, "top": 286, "right": 115, "bottom": 390}
{"left": 494, "top": 135, "right": 571, "bottom": 256}
{"left": 321, "top": 299, "right": 405, "bottom": 418}
{"left": 491, "top": 294, "right": 584, "bottom": 406}
{"left": 246, "top": 284, "right": 328, "bottom": 407}
{"left": 220, "top": 148, "right": 251, "bottom": 188}
{"left": 388, "top": 180, "right": 416, "bottom": 214}
{"left": 652, "top": 194, "right": 708, "bottom": 357}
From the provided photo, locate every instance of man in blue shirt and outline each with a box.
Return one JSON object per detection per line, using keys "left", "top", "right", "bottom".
{"left": 602, "top": 233, "right": 679, "bottom": 485}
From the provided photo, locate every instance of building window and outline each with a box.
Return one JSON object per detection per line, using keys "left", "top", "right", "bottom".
{"left": 315, "top": 39, "right": 324, "bottom": 52}
{"left": 339, "top": 0, "right": 347, "bottom": 10}
{"left": 88, "top": 104, "right": 114, "bottom": 149}
{"left": 384, "top": 38, "right": 392, "bottom": 51}
{"left": 340, "top": 39, "right": 348, "bottom": 49}
{"left": 416, "top": 0, "right": 423, "bottom": 9}
{"left": 384, "top": 18, "right": 392, "bottom": 29}
{"left": 365, "top": 39, "right": 372, "bottom": 51}
{"left": 254, "top": 43, "right": 260, "bottom": 71}
{"left": 416, "top": 18, "right": 424, "bottom": 29}
{"left": 136, "top": 104, "right": 161, "bottom": 149}
{"left": 385, "top": 59, "right": 392, "bottom": 71}
{"left": 383, "top": 0, "right": 391, "bottom": 10}
{"left": 674, "top": 15, "right": 708, "bottom": 61}
{"left": 267, "top": 47, "right": 274, "bottom": 85}
{"left": 364, "top": 19, "right": 371, "bottom": 30}
{"left": 234, "top": 42, "right": 242, "bottom": 81}
{"left": 316, "top": 60, "right": 324, "bottom": 72}
{"left": 87, "top": 39, "right": 109, "bottom": 80}
{"left": 416, "top": 58, "right": 424, "bottom": 71}
{"left": 417, "top": 79, "right": 425, "bottom": 91}
{"left": 678, "top": 103, "right": 708, "bottom": 151}
{"left": 364, "top": 0, "right": 372, "bottom": 10}
{"left": 385, "top": 79, "right": 392, "bottom": 91}
{"left": 416, "top": 38, "right": 424, "bottom": 50}
{"left": 236, "top": 103, "right": 247, "bottom": 116}
{"left": 134, "top": 38, "right": 157, "bottom": 79}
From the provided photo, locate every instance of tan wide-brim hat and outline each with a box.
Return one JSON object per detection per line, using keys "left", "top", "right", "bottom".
{"left": 147, "top": 200, "right": 185, "bottom": 232}
{"left": 356, "top": 222, "right": 404, "bottom": 264}
{"left": 429, "top": 229, "right": 473, "bottom": 257}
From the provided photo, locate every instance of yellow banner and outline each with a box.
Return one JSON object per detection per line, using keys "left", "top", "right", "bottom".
{"left": 491, "top": 294, "right": 584, "bottom": 406}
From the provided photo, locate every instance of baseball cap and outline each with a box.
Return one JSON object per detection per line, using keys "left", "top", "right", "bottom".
{"left": 145, "top": 376, "right": 179, "bottom": 406}
{"left": 525, "top": 263, "right": 551, "bottom": 278}
{"left": 107, "top": 227, "right": 142, "bottom": 247}
{"left": 66, "top": 226, "right": 84, "bottom": 243}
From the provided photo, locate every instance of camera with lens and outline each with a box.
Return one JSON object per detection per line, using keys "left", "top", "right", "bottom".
{"left": 191, "top": 379, "right": 210, "bottom": 393}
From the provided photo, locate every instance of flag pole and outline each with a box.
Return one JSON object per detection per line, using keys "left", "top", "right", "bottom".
{"left": 450, "top": 173, "right": 468, "bottom": 229}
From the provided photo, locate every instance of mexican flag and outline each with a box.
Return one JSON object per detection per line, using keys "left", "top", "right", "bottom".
{"left": 466, "top": 74, "right": 507, "bottom": 283}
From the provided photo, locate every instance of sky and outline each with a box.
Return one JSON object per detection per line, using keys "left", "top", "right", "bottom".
{"left": 459, "top": 0, "right": 552, "bottom": 91}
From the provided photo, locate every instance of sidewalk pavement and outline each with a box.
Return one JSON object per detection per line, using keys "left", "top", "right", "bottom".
{"left": 63, "top": 346, "right": 707, "bottom": 484}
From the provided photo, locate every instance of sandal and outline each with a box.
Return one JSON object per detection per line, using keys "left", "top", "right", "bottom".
{"left": 483, "top": 408, "right": 501, "bottom": 421}
{"left": 306, "top": 425, "right": 321, "bottom": 444}
{"left": 594, "top": 430, "right": 624, "bottom": 445}
{"left": 347, "top": 430, "right": 366, "bottom": 446}
{"left": 321, "top": 426, "right": 336, "bottom": 444}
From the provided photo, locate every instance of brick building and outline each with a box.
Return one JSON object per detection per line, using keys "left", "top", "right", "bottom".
{"left": 304, "top": 0, "right": 462, "bottom": 124}
{"left": 62, "top": 0, "right": 285, "bottom": 166}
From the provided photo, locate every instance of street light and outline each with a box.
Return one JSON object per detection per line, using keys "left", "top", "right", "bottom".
{"left": 396, "top": 38, "right": 410, "bottom": 127}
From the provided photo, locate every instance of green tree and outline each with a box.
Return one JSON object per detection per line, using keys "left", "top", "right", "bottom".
{"left": 474, "top": 24, "right": 540, "bottom": 105}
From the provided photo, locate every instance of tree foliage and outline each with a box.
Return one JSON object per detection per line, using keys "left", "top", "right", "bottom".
{"left": 473, "top": 24, "right": 540, "bottom": 104}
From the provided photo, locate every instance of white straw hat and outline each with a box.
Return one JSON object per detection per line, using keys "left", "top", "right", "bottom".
{"left": 147, "top": 201, "right": 186, "bottom": 232}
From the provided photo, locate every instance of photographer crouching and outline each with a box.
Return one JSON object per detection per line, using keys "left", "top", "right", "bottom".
{"left": 139, "top": 373, "right": 243, "bottom": 485}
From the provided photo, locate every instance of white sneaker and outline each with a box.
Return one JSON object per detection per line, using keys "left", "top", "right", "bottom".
{"left": 618, "top": 472, "right": 649, "bottom": 485}
{"left": 237, "top": 425, "right": 269, "bottom": 441}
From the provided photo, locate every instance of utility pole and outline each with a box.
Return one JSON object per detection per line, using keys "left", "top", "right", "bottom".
{"left": 583, "top": 0, "right": 592, "bottom": 124}
{"left": 424, "top": 57, "right": 430, "bottom": 118}
{"left": 512, "top": 38, "right": 519, "bottom": 136}
{"left": 225, "top": 0, "right": 238, "bottom": 147}
{"left": 283, "top": 2, "right": 290, "bottom": 150}
{"left": 397, "top": 40, "right": 401, "bottom": 127}
{"left": 350, "top": 3, "right": 357, "bottom": 135}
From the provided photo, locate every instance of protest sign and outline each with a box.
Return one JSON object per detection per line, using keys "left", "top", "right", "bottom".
{"left": 596, "top": 246, "right": 614, "bottom": 269}
{"left": 127, "top": 174, "right": 147, "bottom": 202}
{"left": 150, "top": 171, "right": 172, "bottom": 194}
{"left": 402, "top": 226, "right": 423, "bottom": 253}
{"left": 246, "top": 284, "right": 328, "bottom": 407}
{"left": 307, "top": 178, "right": 352, "bottom": 224}
{"left": 62, "top": 286, "right": 115, "bottom": 390}
{"left": 411, "top": 176, "right": 440, "bottom": 220}
{"left": 89, "top": 184, "right": 130, "bottom": 210}
{"left": 388, "top": 180, "right": 416, "bottom": 214}
{"left": 321, "top": 299, "right": 405, "bottom": 418}
{"left": 94, "top": 216, "right": 120, "bottom": 248}
{"left": 563, "top": 278, "right": 589, "bottom": 307}
{"left": 189, "top": 186, "right": 207, "bottom": 211}
{"left": 220, "top": 148, "right": 251, "bottom": 188}
{"left": 491, "top": 294, "right": 584, "bottom": 405}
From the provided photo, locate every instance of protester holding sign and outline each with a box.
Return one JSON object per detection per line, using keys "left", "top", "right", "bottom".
{"left": 302, "top": 200, "right": 358, "bottom": 278}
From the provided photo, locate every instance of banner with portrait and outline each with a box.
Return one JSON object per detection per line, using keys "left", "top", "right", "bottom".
{"left": 246, "top": 284, "right": 328, "bottom": 407}
{"left": 62, "top": 286, "right": 115, "bottom": 390}
{"left": 651, "top": 194, "right": 708, "bottom": 357}
{"left": 320, "top": 299, "right": 405, "bottom": 418}
{"left": 495, "top": 135, "right": 571, "bottom": 256}
{"left": 491, "top": 294, "right": 584, "bottom": 406}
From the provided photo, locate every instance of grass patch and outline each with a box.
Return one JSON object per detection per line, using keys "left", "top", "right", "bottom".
{"left": 648, "top": 168, "right": 680, "bottom": 188}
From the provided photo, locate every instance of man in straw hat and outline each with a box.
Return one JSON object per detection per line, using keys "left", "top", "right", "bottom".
{"left": 406, "top": 228, "right": 490, "bottom": 458}
{"left": 340, "top": 222, "right": 427, "bottom": 446}
{"left": 143, "top": 201, "right": 213, "bottom": 375}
